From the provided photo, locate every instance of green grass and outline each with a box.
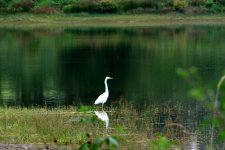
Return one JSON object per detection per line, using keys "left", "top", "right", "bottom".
{"left": 0, "top": 107, "right": 85, "bottom": 146}
{"left": 0, "top": 14, "right": 225, "bottom": 28}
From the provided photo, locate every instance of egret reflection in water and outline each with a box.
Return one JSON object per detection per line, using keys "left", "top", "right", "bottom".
{"left": 184, "top": 134, "right": 199, "bottom": 150}
{"left": 94, "top": 111, "right": 109, "bottom": 129}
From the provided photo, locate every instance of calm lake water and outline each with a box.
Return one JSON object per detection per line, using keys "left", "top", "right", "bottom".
{"left": 0, "top": 25, "right": 225, "bottom": 107}
{"left": 0, "top": 25, "right": 225, "bottom": 149}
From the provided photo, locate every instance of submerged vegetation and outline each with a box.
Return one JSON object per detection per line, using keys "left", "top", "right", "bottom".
{"left": 0, "top": 0, "right": 225, "bottom": 14}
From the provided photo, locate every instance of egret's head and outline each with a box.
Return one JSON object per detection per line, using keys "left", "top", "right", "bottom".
{"left": 106, "top": 76, "right": 113, "bottom": 80}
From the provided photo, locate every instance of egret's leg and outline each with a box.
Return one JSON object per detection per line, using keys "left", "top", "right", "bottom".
{"left": 102, "top": 103, "right": 104, "bottom": 110}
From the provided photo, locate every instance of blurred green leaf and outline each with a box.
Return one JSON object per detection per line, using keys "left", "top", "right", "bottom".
{"left": 107, "top": 136, "right": 119, "bottom": 147}
{"left": 90, "top": 143, "right": 99, "bottom": 150}
{"left": 79, "top": 105, "right": 90, "bottom": 112}
{"left": 218, "top": 129, "right": 225, "bottom": 142}
{"left": 189, "top": 88, "right": 204, "bottom": 101}
{"left": 176, "top": 68, "right": 189, "bottom": 79}
{"left": 78, "top": 143, "right": 89, "bottom": 150}
{"left": 79, "top": 135, "right": 119, "bottom": 150}
{"left": 94, "top": 137, "right": 104, "bottom": 145}
{"left": 150, "top": 134, "right": 177, "bottom": 150}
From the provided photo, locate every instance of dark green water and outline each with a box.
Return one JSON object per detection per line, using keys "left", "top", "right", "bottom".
{"left": 0, "top": 25, "right": 225, "bottom": 107}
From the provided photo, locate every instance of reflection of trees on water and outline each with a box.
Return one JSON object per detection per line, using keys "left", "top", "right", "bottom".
{"left": 0, "top": 26, "right": 225, "bottom": 106}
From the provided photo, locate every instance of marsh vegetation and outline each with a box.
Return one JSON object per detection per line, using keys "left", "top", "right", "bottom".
{"left": 0, "top": 102, "right": 211, "bottom": 149}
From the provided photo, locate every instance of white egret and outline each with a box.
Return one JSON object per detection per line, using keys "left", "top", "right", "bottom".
{"left": 94, "top": 76, "right": 113, "bottom": 109}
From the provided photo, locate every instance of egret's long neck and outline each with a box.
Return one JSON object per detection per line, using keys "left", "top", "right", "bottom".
{"left": 104, "top": 79, "right": 109, "bottom": 94}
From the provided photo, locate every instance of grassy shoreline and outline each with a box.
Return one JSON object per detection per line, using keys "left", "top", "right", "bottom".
{"left": 0, "top": 104, "right": 210, "bottom": 149}
{"left": 0, "top": 14, "right": 225, "bottom": 27}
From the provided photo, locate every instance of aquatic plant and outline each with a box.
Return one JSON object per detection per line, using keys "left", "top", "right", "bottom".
{"left": 78, "top": 134, "right": 119, "bottom": 150}
{"left": 147, "top": 134, "right": 177, "bottom": 150}
{"left": 177, "top": 67, "right": 225, "bottom": 148}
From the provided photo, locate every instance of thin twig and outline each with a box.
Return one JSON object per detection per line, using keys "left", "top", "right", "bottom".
{"left": 211, "top": 75, "right": 225, "bottom": 147}
{"left": 166, "top": 122, "right": 192, "bottom": 135}
{"left": 214, "top": 75, "right": 225, "bottom": 108}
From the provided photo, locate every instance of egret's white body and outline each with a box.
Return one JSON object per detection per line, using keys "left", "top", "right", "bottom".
{"left": 94, "top": 76, "right": 113, "bottom": 109}
{"left": 94, "top": 111, "right": 109, "bottom": 128}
